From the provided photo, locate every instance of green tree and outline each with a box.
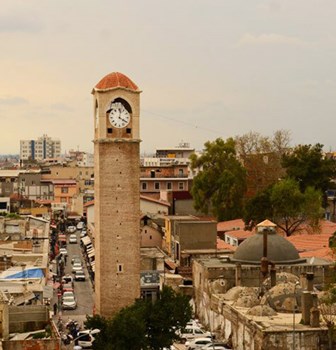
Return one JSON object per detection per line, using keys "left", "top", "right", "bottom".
{"left": 85, "top": 286, "right": 192, "bottom": 350}
{"left": 319, "top": 285, "right": 336, "bottom": 350}
{"left": 243, "top": 186, "right": 273, "bottom": 229}
{"left": 281, "top": 143, "right": 336, "bottom": 193}
{"left": 190, "top": 138, "right": 246, "bottom": 221}
{"left": 244, "top": 178, "right": 322, "bottom": 236}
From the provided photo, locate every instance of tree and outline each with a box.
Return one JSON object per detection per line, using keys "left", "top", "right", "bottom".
{"left": 235, "top": 130, "right": 290, "bottom": 198}
{"left": 281, "top": 143, "right": 336, "bottom": 193}
{"left": 190, "top": 138, "right": 246, "bottom": 221}
{"left": 244, "top": 178, "right": 323, "bottom": 236}
{"left": 85, "top": 286, "right": 192, "bottom": 350}
{"left": 319, "top": 284, "right": 336, "bottom": 350}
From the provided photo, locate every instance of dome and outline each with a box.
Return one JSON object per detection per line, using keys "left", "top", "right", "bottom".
{"left": 232, "top": 230, "right": 305, "bottom": 264}
{"left": 94, "top": 72, "right": 139, "bottom": 91}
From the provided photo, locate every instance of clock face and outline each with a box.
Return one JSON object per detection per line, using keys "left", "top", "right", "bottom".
{"left": 109, "top": 102, "right": 130, "bottom": 128}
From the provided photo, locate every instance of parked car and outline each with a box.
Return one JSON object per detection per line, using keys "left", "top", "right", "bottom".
{"left": 71, "top": 255, "right": 81, "bottom": 264}
{"left": 75, "top": 270, "right": 86, "bottom": 281}
{"left": 67, "top": 226, "right": 77, "bottom": 233}
{"left": 80, "top": 230, "right": 87, "bottom": 238}
{"left": 76, "top": 329, "right": 99, "bottom": 348}
{"left": 72, "top": 262, "right": 83, "bottom": 273}
{"left": 77, "top": 222, "right": 84, "bottom": 230}
{"left": 62, "top": 283, "right": 74, "bottom": 293}
{"left": 69, "top": 234, "right": 77, "bottom": 244}
{"left": 179, "top": 326, "right": 212, "bottom": 343}
{"left": 62, "top": 295, "right": 77, "bottom": 310}
{"left": 62, "top": 274, "right": 74, "bottom": 285}
{"left": 62, "top": 291, "right": 75, "bottom": 298}
{"left": 186, "top": 337, "right": 213, "bottom": 349}
{"left": 59, "top": 247, "right": 68, "bottom": 256}
{"left": 201, "top": 346, "right": 231, "bottom": 350}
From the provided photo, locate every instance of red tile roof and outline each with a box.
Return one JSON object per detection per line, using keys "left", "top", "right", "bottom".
{"left": 217, "top": 238, "right": 236, "bottom": 251}
{"left": 95, "top": 72, "right": 139, "bottom": 91}
{"left": 217, "top": 219, "right": 245, "bottom": 232}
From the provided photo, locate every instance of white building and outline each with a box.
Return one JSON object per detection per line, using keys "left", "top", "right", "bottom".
{"left": 20, "top": 135, "right": 61, "bottom": 161}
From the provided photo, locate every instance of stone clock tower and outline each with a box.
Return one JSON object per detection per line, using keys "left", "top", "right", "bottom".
{"left": 92, "top": 72, "right": 141, "bottom": 317}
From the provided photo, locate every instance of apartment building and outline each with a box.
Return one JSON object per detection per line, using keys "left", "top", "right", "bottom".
{"left": 20, "top": 134, "right": 61, "bottom": 161}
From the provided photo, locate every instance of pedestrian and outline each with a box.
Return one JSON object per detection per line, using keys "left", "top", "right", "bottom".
{"left": 64, "top": 255, "right": 67, "bottom": 265}
{"left": 52, "top": 274, "right": 56, "bottom": 283}
{"left": 53, "top": 303, "right": 57, "bottom": 315}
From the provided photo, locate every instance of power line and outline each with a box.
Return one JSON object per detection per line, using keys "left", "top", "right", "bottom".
{"left": 141, "top": 109, "right": 221, "bottom": 136}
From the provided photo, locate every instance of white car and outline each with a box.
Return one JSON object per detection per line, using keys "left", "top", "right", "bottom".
{"left": 76, "top": 329, "right": 100, "bottom": 348}
{"left": 69, "top": 234, "right": 77, "bottom": 244}
{"left": 62, "top": 291, "right": 74, "bottom": 298}
{"left": 201, "top": 345, "right": 230, "bottom": 350}
{"left": 179, "top": 326, "right": 212, "bottom": 343}
{"left": 77, "top": 222, "right": 84, "bottom": 230}
{"left": 62, "top": 295, "right": 77, "bottom": 310}
{"left": 80, "top": 230, "right": 87, "bottom": 238}
{"left": 72, "top": 262, "right": 83, "bottom": 273}
{"left": 67, "top": 226, "right": 77, "bottom": 233}
{"left": 59, "top": 247, "right": 68, "bottom": 256}
{"left": 186, "top": 337, "right": 213, "bottom": 349}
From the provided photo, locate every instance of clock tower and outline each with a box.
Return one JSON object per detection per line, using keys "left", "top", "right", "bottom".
{"left": 92, "top": 72, "right": 141, "bottom": 317}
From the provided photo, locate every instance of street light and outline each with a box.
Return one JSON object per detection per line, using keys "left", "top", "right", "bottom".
{"left": 292, "top": 281, "right": 300, "bottom": 350}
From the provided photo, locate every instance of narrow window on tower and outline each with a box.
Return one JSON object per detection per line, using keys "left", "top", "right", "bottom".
{"left": 117, "top": 264, "right": 124, "bottom": 273}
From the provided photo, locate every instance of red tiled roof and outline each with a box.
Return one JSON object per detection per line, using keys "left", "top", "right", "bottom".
{"left": 299, "top": 247, "right": 335, "bottom": 261}
{"left": 140, "top": 195, "right": 170, "bottom": 207}
{"left": 217, "top": 219, "right": 245, "bottom": 232}
{"left": 95, "top": 72, "right": 139, "bottom": 91}
{"left": 84, "top": 200, "right": 94, "bottom": 208}
{"left": 217, "top": 238, "right": 236, "bottom": 251}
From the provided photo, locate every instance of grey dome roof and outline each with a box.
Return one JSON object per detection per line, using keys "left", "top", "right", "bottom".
{"left": 232, "top": 230, "right": 305, "bottom": 264}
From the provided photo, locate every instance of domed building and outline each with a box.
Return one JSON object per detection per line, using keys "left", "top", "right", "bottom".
{"left": 192, "top": 220, "right": 333, "bottom": 349}
{"left": 231, "top": 220, "right": 305, "bottom": 265}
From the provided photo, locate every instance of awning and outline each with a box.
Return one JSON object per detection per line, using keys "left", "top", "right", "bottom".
{"left": 3, "top": 268, "right": 44, "bottom": 279}
{"left": 88, "top": 250, "right": 95, "bottom": 258}
{"left": 81, "top": 236, "right": 91, "bottom": 246}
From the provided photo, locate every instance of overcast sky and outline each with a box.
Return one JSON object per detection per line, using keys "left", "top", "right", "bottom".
{"left": 1, "top": 0, "right": 336, "bottom": 155}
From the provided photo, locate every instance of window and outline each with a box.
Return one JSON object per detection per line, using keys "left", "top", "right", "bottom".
{"left": 61, "top": 187, "right": 68, "bottom": 193}
{"left": 167, "top": 182, "right": 172, "bottom": 190}
{"left": 178, "top": 168, "right": 184, "bottom": 176}
{"left": 117, "top": 264, "right": 124, "bottom": 273}
{"left": 61, "top": 197, "right": 67, "bottom": 203}
{"left": 154, "top": 182, "right": 160, "bottom": 190}
{"left": 178, "top": 182, "right": 184, "bottom": 190}
{"left": 142, "top": 182, "right": 147, "bottom": 190}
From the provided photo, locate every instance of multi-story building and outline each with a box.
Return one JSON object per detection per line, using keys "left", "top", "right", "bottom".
{"left": 20, "top": 134, "right": 61, "bottom": 161}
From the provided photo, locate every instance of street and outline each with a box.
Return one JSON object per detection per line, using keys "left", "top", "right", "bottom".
{"left": 53, "top": 228, "right": 94, "bottom": 329}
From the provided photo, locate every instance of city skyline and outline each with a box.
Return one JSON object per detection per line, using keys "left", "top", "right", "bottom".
{"left": 1, "top": 1, "right": 336, "bottom": 154}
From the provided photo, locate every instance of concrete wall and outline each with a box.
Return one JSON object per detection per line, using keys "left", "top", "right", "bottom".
{"left": 177, "top": 221, "right": 217, "bottom": 253}
{"left": 9, "top": 306, "right": 49, "bottom": 333}
{"left": 141, "top": 225, "right": 162, "bottom": 248}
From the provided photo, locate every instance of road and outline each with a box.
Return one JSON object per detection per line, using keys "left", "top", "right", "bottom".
{"left": 54, "top": 229, "right": 94, "bottom": 328}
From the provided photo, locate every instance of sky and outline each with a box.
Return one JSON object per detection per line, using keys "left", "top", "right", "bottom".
{"left": 1, "top": 0, "right": 336, "bottom": 155}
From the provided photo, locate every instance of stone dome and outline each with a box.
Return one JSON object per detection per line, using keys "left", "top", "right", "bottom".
{"left": 232, "top": 230, "right": 305, "bottom": 264}
{"left": 94, "top": 72, "right": 139, "bottom": 91}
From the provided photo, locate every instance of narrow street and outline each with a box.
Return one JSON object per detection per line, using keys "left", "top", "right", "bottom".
{"left": 52, "top": 228, "right": 94, "bottom": 329}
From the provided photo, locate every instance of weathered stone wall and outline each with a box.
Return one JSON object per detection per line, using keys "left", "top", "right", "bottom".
{"left": 9, "top": 305, "right": 49, "bottom": 333}
{"left": 2, "top": 339, "right": 61, "bottom": 350}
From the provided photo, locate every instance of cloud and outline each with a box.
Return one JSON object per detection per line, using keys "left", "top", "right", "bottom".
{"left": 0, "top": 15, "right": 43, "bottom": 33}
{"left": 49, "top": 103, "right": 73, "bottom": 112}
{"left": 0, "top": 96, "right": 29, "bottom": 106}
{"left": 237, "top": 33, "right": 308, "bottom": 47}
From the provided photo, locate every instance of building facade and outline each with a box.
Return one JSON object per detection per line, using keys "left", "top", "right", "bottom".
{"left": 20, "top": 134, "right": 61, "bottom": 161}
{"left": 93, "top": 72, "right": 141, "bottom": 317}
